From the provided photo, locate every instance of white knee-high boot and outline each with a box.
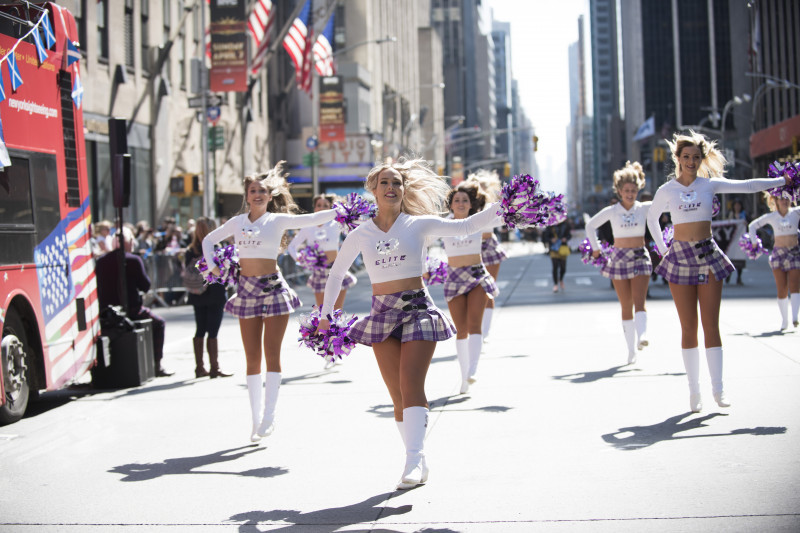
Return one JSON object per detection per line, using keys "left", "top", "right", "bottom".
{"left": 455, "top": 338, "right": 470, "bottom": 393}
{"left": 791, "top": 293, "right": 800, "bottom": 326}
{"left": 482, "top": 308, "right": 494, "bottom": 342}
{"left": 397, "top": 406, "right": 429, "bottom": 490}
{"left": 622, "top": 320, "right": 636, "bottom": 364}
{"left": 681, "top": 348, "right": 701, "bottom": 412}
{"left": 246, "top": 374, "right": 263, "bottom": 442}
{"left": 467, "top": 334, "right": 482, "bottom": 383}
{"left": 257, "top": 372, "right": 281, "bottom": 437}
{"left": 778, "top": 297, "right": 789, "bottom": 329}
{"left": 634, "top": 311, "right": 648, "bottom": 350}
{"left": 395, "top": 420, "right": 406, "bottom": 449}
{"left": 705, "top": 347, "right": 730, "bottom": 407}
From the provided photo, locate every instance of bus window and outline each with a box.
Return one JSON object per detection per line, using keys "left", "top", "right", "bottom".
{"left": 0, "top": 157, "right": 33, "bottom": 226}
{"left": 31, "top": 152, "right": 61, "bottom": 240}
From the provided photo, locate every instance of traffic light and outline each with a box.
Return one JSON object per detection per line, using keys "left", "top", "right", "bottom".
{"left": 169, "top": 174, "right": 202, "bottom": 195}
{"left": 503, "top": 162, "right": 511, "bottom": 177}
{"left": 653, "top": 146, "right": 666, "bottom": 163}
{"left": 532, "top": 135, "right": 539, "bottom": 152}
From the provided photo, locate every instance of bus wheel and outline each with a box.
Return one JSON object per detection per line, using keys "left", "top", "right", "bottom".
{"left": 0, "top": 312, "right": 30, "bottom": 425}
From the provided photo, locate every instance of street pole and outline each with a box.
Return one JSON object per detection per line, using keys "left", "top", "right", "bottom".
{"left": 312, "top": 71, "right": 320, "bottom": 197}
{"left": 200, "top": 1, "right": 211, "bottom": 219}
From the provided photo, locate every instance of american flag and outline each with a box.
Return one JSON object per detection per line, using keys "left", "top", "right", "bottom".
{"left": 33, "top": 198, "right": 99, "bottom": 387}
{"left": 313, "top": 11, "right": 335, "bottom": 76}
{"left": 248, "top": 0, "right": 275, "bottom": 76}
{"left": 282, "top": 0, "right": 313, "bottom": 93}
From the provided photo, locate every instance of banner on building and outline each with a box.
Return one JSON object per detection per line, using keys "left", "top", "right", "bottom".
{"left": 319, "top": 75, "right": 345, "bottom": 143}
{"left": 209, "top": 0, "right": 248, "bottom": 92}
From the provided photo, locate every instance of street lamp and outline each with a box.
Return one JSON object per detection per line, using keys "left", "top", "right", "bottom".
{"left": 332, "top": 36, "right": 397, "bottom": 57}
{"left": 751, "top": 77, "right": 800, "bottom": 133}
{"left": 720, "top": 93, "right": 752, "bottom": 148}
{"left": 382, "top": 83, "right": 446, "bottom": 157}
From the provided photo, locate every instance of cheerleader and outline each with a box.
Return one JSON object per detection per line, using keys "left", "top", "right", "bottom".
{"left": 585, "top": 161, "right": 652, "bottom": 364}
{"left": 646, "top": 132, "right": 790, "bottom": 412}
{"left": 468, "top": 170, "right": 508, "bottom": 342}
{"left": 287, "top": 193, "right": 358, "bottom": 309}
{"left": 748, "top": 193, "right": 800, "bottom": 329}
{"left": 316, "top": 159, "right": 502, "bottom": 490}
{"left": 441, "top": 181, "right": 499, "bottom": 393}
{"left": 203, "top": 162, "right": 337, "bottom": 442}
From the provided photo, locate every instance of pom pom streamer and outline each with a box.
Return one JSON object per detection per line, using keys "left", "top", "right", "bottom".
{"left": 579, "top": 238, "right": 612, "bottom": 267}
{"left": 195, "top": 244, "right": 240, "bottom": 287}
{"left": 767, "top": 160, "right": 800, "bottom": 202}
{"left": 424, "top": 255, "right": 448, "bottom": 285}
{"left": 497, "top": 174, "right": 567, "bottom": 229}
{"left": 738, "top": 233, "right": 767, "bottom": 260}
{"left": 295, "top": 242, "right": 328, "bottom": 271}
{"left": 333, "top": 193, "right": 377, "bottom": 234}
{"left": 649, "top": 226, "right": 674, "bottom": 258}
{"left": 298, "top": 307, "right": 359, "bottom": 363}
{"left": 712, "top": 195, "right": 721, "bottom": 218}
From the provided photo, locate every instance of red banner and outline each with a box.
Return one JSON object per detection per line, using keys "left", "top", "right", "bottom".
{"left": 209, "top": 0, "right": 248, "bottom": 92}
{"left": 319, "top": 76, "right": 345, "bottom": 143}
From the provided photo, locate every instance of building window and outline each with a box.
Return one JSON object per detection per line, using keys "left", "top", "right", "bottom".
{"left": 141, "top": 0, "right": 150, "bottom": 73}
{"left": 74, "top": 1, "right": 86, "bottom": 54}
{"left": 124, "top": 0, "right": 135, "bottom": 68}
{"left": 178, "top": 33, "right": 186, "bottom": 90}
{"left": 97, "top": 0, "right": 108, "bottom": 61}
{"left": 163, "top": 0, "right": 171, "bottom": 80}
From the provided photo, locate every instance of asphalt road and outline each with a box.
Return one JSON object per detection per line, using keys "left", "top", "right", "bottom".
{"left": 1, "top": 244, "right": 798, "bottom": 532}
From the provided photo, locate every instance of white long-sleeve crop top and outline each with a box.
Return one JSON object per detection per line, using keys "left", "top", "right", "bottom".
{"left": 584, "top": 201, "right": 651, "bottom": 250}
{"left": 440, "top": 215, "right": 502, "bottom": 258}
{"left": 286, "top": 220, "right": 342, "bottom": 259}
{"left": 646, "top": 176, "right": 785, "bottom": 256}
{"left": 202, "top": 209, "right": 337, "bottom": 266}
{"left": 748, "top": 207, "right": 800, "bottom": 244}
{"left": 319, "top": 204, "right": 503, "bottom": 317}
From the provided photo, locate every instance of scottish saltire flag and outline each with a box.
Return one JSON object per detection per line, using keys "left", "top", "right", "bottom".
{"left": 0, "top": 75, "right": 5, "bottom": 104}
{"left": 7, "top": 53, "right": 22, "bottom": 91}
{"left": 0, "top": 117, "right": 11, "bottom": 168}
{"left": 72, "top": 72, "right": 83, "bottom": 108}
{"left": 66, "top": 39, "right": 80, "bottom": 67}
{"left": 313, "top": 13, "right": 335, "bottom": 76}
{"left": 633, "top": 116, "right": 655, "bottom": 142}
{"left": 32, "top": 27, "right": 48, "bottom": 63}
{"left": 41, "top": 11, "right": 56, "bottom": 49}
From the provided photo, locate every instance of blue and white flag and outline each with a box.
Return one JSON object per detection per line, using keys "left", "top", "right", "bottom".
{"left": 72, "top": 72, "right": 83, "bottom": 108}
{"left": 7, "top": 53, "right": 22, "bottom": 91}
{"left": 66, "top": 39, "right": 80, "bottom": 67}
{"left": 0, "top": 117, "right": 11, "bottom": 168}
{"left": 41, "top": 12, "right": 56, "bottom": 49}
{"left": 32, "top": 27, "right": 48, "bottom": 63}
{"left": 633, "top": 116, "right": 655, "bottom": 142}
{"left": 0, "top": 75, "right": 5, "bottom": 104}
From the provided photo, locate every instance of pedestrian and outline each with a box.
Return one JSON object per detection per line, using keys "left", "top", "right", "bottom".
{"left": 584, "top": 161, "right": 652, "bottom": 364}
{"left": 646, "top": 130, "right": 790, "bottom": 412}
{"left": 726, "top": 199, "right": 749, "bottom": 285}
{"left": 202, "top": 161, "right": 338, "bottom": 443}
{"left": 543, "top": 221, "right": 571, "bottom": 292}
{"left": 184, "top": 217, "right": 232, "bottom": 379}
{"left": 748, "top": 192, "right": 800, "bottom": 329}
{"left": 441, "top": 180, "right": 499, "bottom": 393}
{"left": 315, "top": 158, "right": 503, "bottom": 490}
{"left": 95, "top": 226, "right": 172, "bottom": 377}
{"left": 468, "top": 170, "right": 507, "bottom": 342}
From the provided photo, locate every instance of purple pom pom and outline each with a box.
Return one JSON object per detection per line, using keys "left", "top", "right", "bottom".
{"left": 649, "top": 226, "right": 674, "bottom": 258}
{"left": 298, "top": 308, "right": 359, "bottom": 363}
{"left": 424, "top": 256, "right": 448, "bottom": 285}
{"left": 333, "top": 193, "right": 377, "bottom": 234}
{"left": 738, "top": 233, "right": 767, "bottom": 260}
{"left": 767, "top": 160, "right": 800, "bottom": 202}
{"left": 295, "top": 242, "right": 328, "bottom": 271}
{"left": 497, "top": 174, "right": 567, "bottom": 229}
{"left": 195, "top": 244, "right": 240, "bottom": 287}
{"left": 579, "top": 238, "right": 612, "bottom": 267}
{"left": 712, "top": 195, "right": 721, "bottom": 218}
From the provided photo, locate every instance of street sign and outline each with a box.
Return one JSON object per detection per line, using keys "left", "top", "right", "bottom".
{"left": 306, "top": 135, "right": 319, "bottom": 150}
{"left": 206, "top": 106, "right": 221, "bottom": 125}
{"left": 188, "top": 94, "right": 223, "bottom": 108}
{"left": 208, "top": 125, "right": 224, "bottom": 151}
{"left": 302, "top": 152, "right": 320, "bottom": 167}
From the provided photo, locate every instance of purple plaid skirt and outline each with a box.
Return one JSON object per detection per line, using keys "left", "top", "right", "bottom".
{"left": 600, "top": 246, "right": 653, "bottom": 280}
{"left": 443, "top": 264, "right": 499, "bottom": 301}
{"left": 225, "top": 272, "right": 302, "bottom": 319}
{"left": 768, "top": 245, "right": 800, "bottom": 271}
{"left": 481, "top": 234, "right": 508, "bottom": 265}
{"left": 307, "top": 266, "right": 358, "bottom": 292}
{"left": 348, "top": 288, "right": 456, "bottom": 345}
{"left": 654, "top": 238, "right": 735, "bottom": 285}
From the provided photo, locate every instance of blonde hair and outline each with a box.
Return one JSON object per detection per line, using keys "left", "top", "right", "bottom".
{"left": 365, "top": 158, "right": 451, "bottom": 216}
{"left": 240, "top": 161, "right": 300, "bottom": 215}
{"left": 762, "top": 190, "right": 796, "bottom": 212}
{"left": 467, "top": 169, "right": 502, "bottom": 202}
{"left": 613, "top": 161, "right": 646, "bottom": 195}
{"left": 667, "top": 130, "right": 727, "bottom": 179}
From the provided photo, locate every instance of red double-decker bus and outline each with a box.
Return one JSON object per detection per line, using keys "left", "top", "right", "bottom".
{"left": 0, "top": 3, "right": 99, "bottom": 424}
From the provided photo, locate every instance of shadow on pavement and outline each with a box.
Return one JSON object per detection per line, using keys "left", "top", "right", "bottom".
{"left": 552, "top": 365, "right": 640, "bottom": 383}
{"left": 227, "top": 492, "right": 418, "bottom": 532}
{"left": 602, "top": 412, "right": 787, "bottom": 451}
{"left": 279, "top": 370, "right": 353, "bottom": 386}
{"left": 108, "top": 445, "right": 286, "bottom": 481}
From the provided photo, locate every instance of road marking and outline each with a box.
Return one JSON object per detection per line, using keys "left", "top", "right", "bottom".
{"left": 575, "top": 277, "right": 593, "bottom": 285}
